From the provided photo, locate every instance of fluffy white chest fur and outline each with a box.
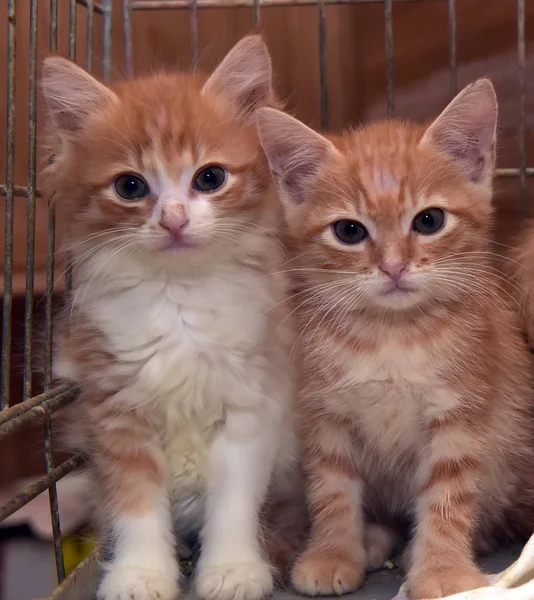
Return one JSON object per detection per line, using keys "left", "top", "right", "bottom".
{"left": 59, "top": 255, "right": 286, "bottom": 526}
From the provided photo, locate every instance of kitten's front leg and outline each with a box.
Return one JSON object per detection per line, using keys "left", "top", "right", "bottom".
{"left": 291, "top": 414, "right": 366, "bottom": 596}
{"left": 91, "top": 399, "right": 179, "bottom": 600}
{"left": 195, "top": 409, "right": 277, "bottom": 600}
{"left": 407, "top": 415, "right": 488, "bottom": 599}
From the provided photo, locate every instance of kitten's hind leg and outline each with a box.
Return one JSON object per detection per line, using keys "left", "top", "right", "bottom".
{"left": 262, "top": 465, "right": 308, "bottom": 583}
{"left": 364, "top": 523, "right": 400, "bottom": 571}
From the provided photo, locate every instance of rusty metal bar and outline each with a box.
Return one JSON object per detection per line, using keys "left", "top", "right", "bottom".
{"left": 86, "top": 0, "right": 94, "bottom": 71}
{"left": 253, "top": 0, "right": 260, "bottom": 24}
{"left": 50, "top": 0, "right": 58, "bottom": 51}
{"left": 46, "top": 0, "right": 59, "bottom": 395}
{"left": 44, "top": 408, "right": 66, "bottom": 582}
{"left": 69, "top": 0, "right": 77, "bottom": 60}
{"left": 102, "top": 0, "right": 113, "bottom": 79}
{"left": 2, "top": 0, "right": 16, "bottom": 411}
{"left": 77, "top": 0, "right": 105, "bottom": 13}
{"left": 23, "top": 0, "right": 39, "bottom": 402}
{"left": 123, "top": 0, "right": 134, "bottom": 76}
{"left": 66, "top": 0, "right": 78, "bottom": 295}
{"left": 318, "top": 0, "right": 328, "bottom": 129}
{"left": 496, "top": 168, "right": 534, "bottom": 178}
{"left": 448, "top": 0, "right": 456, "bottom": 96}
{"left": 518, "top": 0, "right": 527, "bottom": 221}
{"left": 0, "top": 185, "right": 42, "bottom": 198}
{"left": 384, "top": 0, "right": 394, "bottom": 115}
{"left": 0, "top": 391, "right": 77, "bottom": 439}
{"left": 0, "top": 387, "right": 79, "bottom": 442}
{"left": 0, "top": 383, "right": 76, "bottom": 428}
{"left": 190, "top": 0, "right": 198, "bottom": 67}
{"left": 131, "top": 0, "right": 431, "bottom": 8}
{"left": 0, "top": 455, "right": 84, "bottom": 522}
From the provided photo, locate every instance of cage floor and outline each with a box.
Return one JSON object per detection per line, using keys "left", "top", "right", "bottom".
{"left": 49, "top": 546, "right": 522, "bottom": 600}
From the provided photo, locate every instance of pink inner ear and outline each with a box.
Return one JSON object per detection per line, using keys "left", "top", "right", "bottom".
{"left": 257, "top": 108, "right": 337, "bottom": 205}
{"left": 421, "top": 79, "right": 497, "bottom": 184}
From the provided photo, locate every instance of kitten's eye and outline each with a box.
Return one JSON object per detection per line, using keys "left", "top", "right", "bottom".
{"left": 332, "top": 220, "right": 369, "bottom": 245}
{"left": 412, "top": 208, "right": 445, "bottom": 235}
{"left": 114, "top": 174, "right": 150, "bottom": 201}
{"left": 193, "top": 166, "right": 226, "bottom": 193}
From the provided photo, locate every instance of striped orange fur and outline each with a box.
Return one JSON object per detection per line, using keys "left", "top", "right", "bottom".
{"left": 257, "top": 79, "right": 534, "bottom": 599}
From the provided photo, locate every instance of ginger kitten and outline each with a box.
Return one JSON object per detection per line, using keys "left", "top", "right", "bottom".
{"left": 42, "top": 35, "right": 299, "bottom": 600}
{"left": 257, "top": 80, "right": 534, "bottom": 599}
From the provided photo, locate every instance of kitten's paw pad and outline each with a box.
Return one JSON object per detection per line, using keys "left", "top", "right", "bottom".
{"left": 291, "top": 552, "right": 365, "bottom": 596}
{"left": 196, "top": 561, "right": 273, "bottom": 600}
{"left": 97, "top": 567, "right": 180, "bottom": 600}
{"left": 408, "top": 566, "right": 487, "bottom": 599}
{"left": 364, "top": 524, "right": 397, "bottom": 571}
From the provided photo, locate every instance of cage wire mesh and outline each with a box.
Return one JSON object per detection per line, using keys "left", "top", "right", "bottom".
{"left": 0, "top": 0, "right": 530, "bottom": 596}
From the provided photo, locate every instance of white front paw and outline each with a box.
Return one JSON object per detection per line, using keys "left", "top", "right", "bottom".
{"left": 97, "top": 565, "right": 180, "bottom": 600}
{"left": 196, "top": 560, "right": 273, "bottom": 600}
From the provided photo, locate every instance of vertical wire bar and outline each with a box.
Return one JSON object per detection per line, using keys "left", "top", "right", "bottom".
{"left": 86, "top": 0, "right": 94, "bottom": 72}
{"left": 47, "top": 1, "right": 64, "bottom": 581}
{"left": 50, "top": 0, "right": 58, "bottom": 52}
{"left": 23, "top": 0, "right": 38, "bottom": 401}
{"left": 253, "top": 0, "right": 260, "bottom": 26}
{"left": 384, "top": 0, "right": 394, "bottom": 116}
{"left": 44, "top": 0, "right": 59, "bottom": 392}
{"left": 1, "top": 0, "right": 16, "bottom": 410}
{"left": 318, "top": 0, "right": 328, "bottom": 129}
{"left": 123, "top": 0, "right": 134, "bottom": 77}
{"left": 447, "top": 0, "right": 456, "bottom": 97}
{"left": 102, "top": 0, "right": 113, "bottom": 80}
{"left": 44, "top": 408, "right": 65, "bottom": 582}
{"left": 66, "top": 0, "right": 78, "bottom": 296}
{"left": 518, "top": 0, "right": 527, "bottom": 222}
{"left": 69, "top": 0, "right": 77, "bottom": 60}
{"left": 190, "top": 0, "right": 198, "bottom": 68}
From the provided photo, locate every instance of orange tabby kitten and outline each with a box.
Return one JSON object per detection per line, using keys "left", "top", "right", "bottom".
{"left": 257, "top": 80, "right": 534, "bottom": 599}
{"left": 42, "top": 36, "right": 301, "bottom": 600}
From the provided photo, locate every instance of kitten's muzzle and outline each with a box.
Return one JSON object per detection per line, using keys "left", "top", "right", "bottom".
{"left": 159, "top": 201, "right": 190, "bottom": 241}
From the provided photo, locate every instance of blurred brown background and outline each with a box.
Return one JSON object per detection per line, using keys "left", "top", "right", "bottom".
{"left": 0, "top": 0, "right": 533, "bottom": 484}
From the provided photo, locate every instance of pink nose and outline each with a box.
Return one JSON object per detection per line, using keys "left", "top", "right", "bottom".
{"left": 379, "top": 261, "right": 408, "bottom": 281}
{"left": 160, "top": 203, "right": 189, "bottom": 240}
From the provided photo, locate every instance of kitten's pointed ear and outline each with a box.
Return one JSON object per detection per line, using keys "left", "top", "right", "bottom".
{"left": 41, "top": 56, "right": 117, "bottom": 135}
{"left": 256, "top": 107, "right": 339, "bottom": 204}
{"left": 202, "top": 35, "right": 273, "bottom": 117}
{"left": 420, "top": 78, "right": 498, "bottom": 185}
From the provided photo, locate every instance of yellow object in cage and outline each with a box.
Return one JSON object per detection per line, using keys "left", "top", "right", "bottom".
{"left": 61, "top": 532, "right": 96, "bottom": 578}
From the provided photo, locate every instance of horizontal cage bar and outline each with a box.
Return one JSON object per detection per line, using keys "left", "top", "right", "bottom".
{"left": 76, "top": 0, "right": 104, "bottom": 13}
{"left": 0, "top": 454, "right": 84, "bottom": 522}
{"left": 130, "top": 0, "right": 435, "bottom": 9}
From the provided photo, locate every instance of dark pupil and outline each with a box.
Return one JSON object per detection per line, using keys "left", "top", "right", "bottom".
{"left": 344, "top": 223, "right": 359, "bottom": 237}
{"left": 421, "top": 213, "right": 434, "bottom": 228}
{"left": 202, "top": 170, "right": 217, "bottom": 185}
{"left": 124, "top": 179, "right": 139, "bottom": 194}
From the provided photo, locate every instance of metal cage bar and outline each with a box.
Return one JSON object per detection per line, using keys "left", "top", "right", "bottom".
{"left": 2, "top": 0, "right": 16, "bottom": 411}
{"left": 518, "top": 0, "right": 527, "bottom": 221}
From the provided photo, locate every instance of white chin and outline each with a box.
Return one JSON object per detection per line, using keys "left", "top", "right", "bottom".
{"left": 372, "top": 290, "right": 422, "bottom": 310}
